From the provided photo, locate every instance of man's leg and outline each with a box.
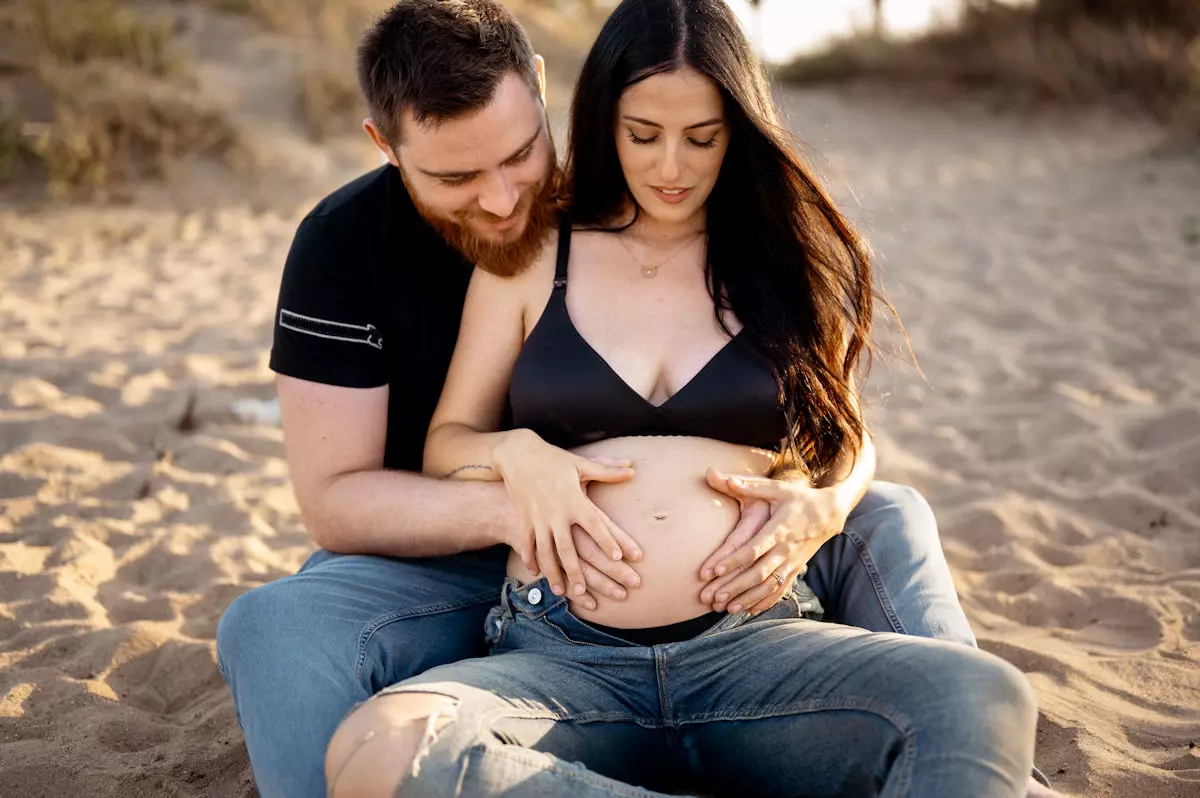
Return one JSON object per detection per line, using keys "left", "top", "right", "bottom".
{"left": 215, "top": 546, "right": 507, "bottom": 798}
{"left": 806, "top": 481, "right": 977, "bottom": 646}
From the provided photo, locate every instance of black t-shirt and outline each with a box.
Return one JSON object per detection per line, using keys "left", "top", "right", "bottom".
{"left": 270, "top": 165, "right": 473, "bottom": 472}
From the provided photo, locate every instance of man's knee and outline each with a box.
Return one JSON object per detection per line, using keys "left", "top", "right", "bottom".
{"left": 216, "top": 579, "right": 305, "bottom": 678}
{"left": 325, "top": 693, "right": 459, "bottom": 798}
{"left": 847, "top": 482, "right": 938, "bottom": 547}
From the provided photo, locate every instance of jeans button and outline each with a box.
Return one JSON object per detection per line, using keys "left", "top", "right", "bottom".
{"left": 528, "top": 587, "right": 543, "bottom": 605}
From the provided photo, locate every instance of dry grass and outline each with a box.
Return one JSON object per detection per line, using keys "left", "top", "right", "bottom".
{"left": 26, "top": 64, "right": 238, "bottom": 194}
{"left": 0, "top": 101, "right": 19, "bottom": 181}
{"left": 202, "top": 0, "right": 385, "bottom": 45}
{"left": 298, "top": 63, "right": 364, "bottom": 141}
{"left": 25, "top": 0, "right": 180, "bottom": 77}
{"left": 1, "top": 0, "right": 240, "bottom": 195}
{"left": 778, "top": 0, "right": 1200, "bottom": 132}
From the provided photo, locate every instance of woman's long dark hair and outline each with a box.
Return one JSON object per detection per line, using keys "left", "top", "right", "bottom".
{"left": 562, "top": 0, "right": 881, "bottom": 478}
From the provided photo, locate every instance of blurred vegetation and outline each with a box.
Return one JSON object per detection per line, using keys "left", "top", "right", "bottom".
{"left": 1, "top": 0, "right": 239, "bottom": 196}
{"left": 0, "top": 0, "right": 614, "bottom": 196}
{"left": 200, "top": 0, "right": 381, "bottom": 43}
{"left": 779, "top": 0, "right": 1200, "bottom": 133}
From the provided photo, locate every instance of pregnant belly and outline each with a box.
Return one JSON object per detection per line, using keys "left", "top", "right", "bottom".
{"left": 507, "top": 436, "right": 779, "bottom": 628}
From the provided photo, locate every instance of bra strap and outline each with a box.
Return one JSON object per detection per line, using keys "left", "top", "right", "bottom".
{"left": 553, "top": 214, "right": 571, "bottom": 288}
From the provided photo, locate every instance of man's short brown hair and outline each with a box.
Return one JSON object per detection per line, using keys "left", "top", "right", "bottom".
{"left": 357, "top": 0, "right": 539, "bottom": 144}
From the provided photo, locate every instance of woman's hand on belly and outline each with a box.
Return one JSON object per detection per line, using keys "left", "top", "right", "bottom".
{"left": 698, "top": 470, "right": 848, "bottom": 615}
{"left": 493, "top": 429, "right": 643, "bottom": 598}
{"left": 522, "top": 436, "right": 778, "bottom": 629}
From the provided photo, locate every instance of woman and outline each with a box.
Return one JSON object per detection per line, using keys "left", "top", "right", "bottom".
{"left": 325, "top": 1, "right": 1038, "bottom": 796}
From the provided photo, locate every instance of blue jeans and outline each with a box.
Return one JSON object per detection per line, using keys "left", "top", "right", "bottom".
{"left": 216, "top": 482, "right": 975, "bottom": 798}
{"left": 374, "top": 576, "right": 1035, "bottom": 797}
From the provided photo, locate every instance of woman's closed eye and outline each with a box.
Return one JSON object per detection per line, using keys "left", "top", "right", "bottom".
{"left": 625, "top": 130, "right": 721, "bottom": 149}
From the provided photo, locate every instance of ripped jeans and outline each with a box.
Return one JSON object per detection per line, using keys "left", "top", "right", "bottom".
{"left": 369, "top": 576, "right": 1037, "bottom": 798}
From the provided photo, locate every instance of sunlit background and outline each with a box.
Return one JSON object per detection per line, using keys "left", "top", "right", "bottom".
{"left": 0, "top": 2, "right": 1196, "bottom": 797}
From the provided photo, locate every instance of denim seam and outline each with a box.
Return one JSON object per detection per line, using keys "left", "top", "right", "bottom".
{"left": 654, "top": 648, "right": 674, "bottom": 725}
{"left": 840, "top": 526, "right": 908, "bottom": 635}
{"left": 355, "top": 589, "right": 502, "bottom": 679}
{"left": 479, "top": 706, "right": 654, "bottom": 726}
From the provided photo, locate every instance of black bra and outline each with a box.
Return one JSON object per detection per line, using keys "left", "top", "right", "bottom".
{"left": 508, "top": 220, "right": 787, "bottom": 451}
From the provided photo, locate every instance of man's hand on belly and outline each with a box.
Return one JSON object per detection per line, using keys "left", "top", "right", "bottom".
{"left": 571, "top": 524, "right": 643, "bottom": 609}
{"left": 698, "top": 468, "right": 849, "bottom": 615}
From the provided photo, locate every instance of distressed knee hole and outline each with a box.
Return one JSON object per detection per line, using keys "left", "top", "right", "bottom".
{"left": 325, "top": 693, "right": 459, "bottom": 797}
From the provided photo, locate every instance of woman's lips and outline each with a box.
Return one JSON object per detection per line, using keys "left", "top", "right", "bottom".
{"left": 652, "top": 187, "right": 692, "bottom": 204}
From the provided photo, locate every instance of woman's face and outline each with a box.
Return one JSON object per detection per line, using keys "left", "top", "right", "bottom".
{"left": 615, "top": 67, "right": 728, "bottom": 226}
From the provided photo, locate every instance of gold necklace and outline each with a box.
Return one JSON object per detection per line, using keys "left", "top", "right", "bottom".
{"left": 617, "top": 230, "right": 704, "bottom": 279}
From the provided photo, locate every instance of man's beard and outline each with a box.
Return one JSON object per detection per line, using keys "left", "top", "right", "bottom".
{"left": 408, "top": 169, "right": 560, "bottom": 278}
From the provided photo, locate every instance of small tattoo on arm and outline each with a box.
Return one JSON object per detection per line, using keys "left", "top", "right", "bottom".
{"left": 444, "top": 464, "right": 495, "bottom": 479}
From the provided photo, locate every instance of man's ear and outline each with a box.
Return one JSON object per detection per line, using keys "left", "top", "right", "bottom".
{"left": 534, "top": 54, "right": 547, "bottom": 105}
{"left": 363, "top": 119, "right": 399, "bottom": 167}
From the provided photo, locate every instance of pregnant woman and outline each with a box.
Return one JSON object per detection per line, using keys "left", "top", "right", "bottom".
{"left": 325, "top": 1, "right": 1038, "bottom": 796}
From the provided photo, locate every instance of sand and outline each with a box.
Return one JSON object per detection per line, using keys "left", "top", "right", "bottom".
{"left": 2, "top": 12, "right": 1199, "bottom": 796}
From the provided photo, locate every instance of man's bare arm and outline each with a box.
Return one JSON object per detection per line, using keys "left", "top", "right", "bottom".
{"left": 276, "top": 374, "right": 515, "bottom": 557}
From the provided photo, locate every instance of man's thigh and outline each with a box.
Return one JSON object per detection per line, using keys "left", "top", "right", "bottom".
{"left": 220, "top": 546, "right": 509, "bottom": 689}
{"left": 215, "top": 547, "right": 509, "bottom": 798}
{"left": 805, "top": 481, "right": 976, "bottom": 645}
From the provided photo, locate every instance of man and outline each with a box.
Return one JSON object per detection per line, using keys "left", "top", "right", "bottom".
{"left": 215, "top": 2, "right": 981, "bottom": 797}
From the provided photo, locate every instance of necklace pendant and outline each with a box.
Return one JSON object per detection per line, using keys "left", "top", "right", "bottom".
{"left": 641, "top": 264, "right": 659, "bottom": 279}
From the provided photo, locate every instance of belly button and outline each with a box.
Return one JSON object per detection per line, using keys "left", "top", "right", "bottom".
{"left": 651, "top": 512, "right": 670, "bottom": 522}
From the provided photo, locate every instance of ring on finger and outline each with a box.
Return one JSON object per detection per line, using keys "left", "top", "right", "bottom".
{"left": 770, "top": 570, "right": 786, "bottom": 589}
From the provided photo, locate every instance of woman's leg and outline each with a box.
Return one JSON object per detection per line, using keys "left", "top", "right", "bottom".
{"left": 325, "top": 651, "right": 687, "bottom": 798}
{"left": 671, "top": 618, "right": 1037, "bottom": 798}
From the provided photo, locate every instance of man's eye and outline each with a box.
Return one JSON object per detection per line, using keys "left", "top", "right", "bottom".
{"left": 440, "top": 176, "right": 471, "bottom": 187}
{"left": 626, "top": 130, "right": 656, "bottom": 145}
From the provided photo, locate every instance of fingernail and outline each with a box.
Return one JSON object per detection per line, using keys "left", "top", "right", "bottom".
{"left": 702, "top": 591, "right": 712, "bottom": 603}
{"left": 730, "top": 603, "right": 742, "bottom": 613}
{"left": 717, "top": 592, "right": 728, "bottom": 603}
{"left": 573, "top": 583, "right": 585, "bottom": 595}
{"left": 552, "top": 584, "right": 564, "bottom": 595}
{"left": 586, "top": 600, "right": 597, "bottom": 610}
{"left": 730, "top": 477, "right": 744, "bottom": 486}
{"left": 716, "top": 565, "right": 726, "bottom": 576}
{"left": 611, "top": 589, "right": 625, "bottom": 599}
{"left": 702, "top": 569, "right": 712, "bottom": 580}
{"left": 612, "top": 549, "right": 623, "bottom": 560}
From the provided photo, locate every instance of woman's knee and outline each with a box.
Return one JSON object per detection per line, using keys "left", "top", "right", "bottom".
{"left": 942, "top": 650, "right": 1039, "bottom": 743}
{"left": 325, "top": 692, "right": 459, "bottom": 798}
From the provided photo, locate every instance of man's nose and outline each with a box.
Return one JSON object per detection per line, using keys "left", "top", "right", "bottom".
{"left": 477, "top": 171, "right": 520, "bottom": 218}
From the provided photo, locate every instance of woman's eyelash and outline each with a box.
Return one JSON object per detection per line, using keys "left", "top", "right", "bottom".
{"left": 626, "top": 130, "right": 719, "bottom": 149}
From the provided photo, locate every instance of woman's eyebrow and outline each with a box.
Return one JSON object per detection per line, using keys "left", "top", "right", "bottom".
{"left": 622, "top": 115, "right": 723, "bottom": 130}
